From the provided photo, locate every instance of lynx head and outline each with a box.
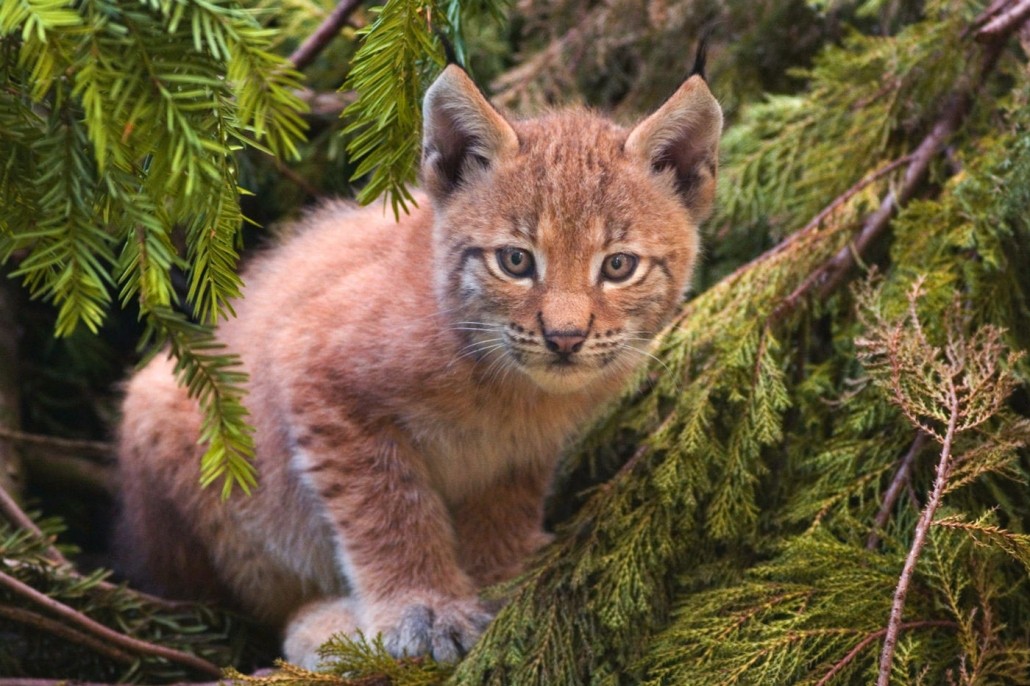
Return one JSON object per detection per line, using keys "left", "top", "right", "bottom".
{"left": 422, "top": 65, "right": 722, "bottom": 394}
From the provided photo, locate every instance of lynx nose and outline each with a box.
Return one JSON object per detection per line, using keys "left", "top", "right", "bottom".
{"left": 544, "top": 330, "right": 587, "bottom": 355}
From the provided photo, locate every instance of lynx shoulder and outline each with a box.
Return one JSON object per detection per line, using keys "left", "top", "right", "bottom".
{"left": 115, "top": 64, "right": 721, "bottom": 667}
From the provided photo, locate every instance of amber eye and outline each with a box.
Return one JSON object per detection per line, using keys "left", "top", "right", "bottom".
{"left": 497, "top": 247, "right": 535, "bottom": 278}
{"left": 601, "top": 253, "right": 638, "bottom": 282}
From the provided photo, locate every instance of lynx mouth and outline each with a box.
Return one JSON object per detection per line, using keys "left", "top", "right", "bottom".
{"left": 516, "top": 351, "right": 608, "bottom": 393}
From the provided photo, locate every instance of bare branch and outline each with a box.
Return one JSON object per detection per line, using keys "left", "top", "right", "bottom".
{"left": 866, "top": 432, "right": 929, "bottom": 551}
{"left": 876, "top": 382, "right": 961, "bottom": 685}
{"left": 773, "top": 4, "right": 1023, "bottom": 322}
{"left": 0, "top": 427, "right": 112, "bottom": 456}
{"left": 0, "top": 571, "right": 223, "bottom": 678}
{"left": 0, "top": 605, "right": 135, "bottom": 666}
{"left": 976, "top": 0, "right": 1030, "bottom": 39}
{"left": 718, "top": 155, "right": 913, "bottom": 303}
{"left": 816, "top": 620, "right": 954, "bottom": 686}
{"left": 288, "top": 0, "right": 365, "bottom": 71}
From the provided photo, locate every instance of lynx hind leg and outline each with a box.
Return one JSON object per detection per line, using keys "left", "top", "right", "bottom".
{"left": 115, "top": 354, "right": 224, "bottom": 599}
{"left": 283, "top": 597, "right": 361, "bottom": 670}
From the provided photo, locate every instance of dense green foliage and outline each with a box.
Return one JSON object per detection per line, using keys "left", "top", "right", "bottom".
{"left": 445, "top": 2, "right": 1030, "bottom": 683}
{"left": 2, "top": 0, "right": 1030, "bottom": 683}
{"left": 0, "top": 0, "right": 312, "bottom": 495}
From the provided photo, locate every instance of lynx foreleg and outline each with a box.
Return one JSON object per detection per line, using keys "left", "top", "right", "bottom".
{"left": 290, "top": 422, "right": 491, "bottom": 663}
{"left": 451, "top": 461, "right": 555, "bottom": 588}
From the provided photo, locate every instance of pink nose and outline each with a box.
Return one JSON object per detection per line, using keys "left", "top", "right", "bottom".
{"left": 544, "top": 331, "right": 586, "bottom": 354}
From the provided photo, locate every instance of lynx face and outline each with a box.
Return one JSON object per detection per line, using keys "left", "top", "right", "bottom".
{"left": 422, "top": 67, "right": 722, "bottom": 393}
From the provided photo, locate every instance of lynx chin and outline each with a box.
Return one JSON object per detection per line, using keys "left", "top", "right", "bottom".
{"left": 115, "top": 63, "right": 722, "bottom": 668}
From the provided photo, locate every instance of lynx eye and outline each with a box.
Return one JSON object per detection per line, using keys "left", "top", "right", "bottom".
{"left": 497, "top": 247, "right": 536, "bottom": 278}
{"left": 601, "top": 253, "right": 638, "bottom": 282}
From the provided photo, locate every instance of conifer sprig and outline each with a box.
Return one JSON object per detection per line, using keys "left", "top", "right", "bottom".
{"left": 340, "top": 0, "right": 506, "bottom": 215}
{"left": 1, "top": 0, "right": 309, "bottom": 495}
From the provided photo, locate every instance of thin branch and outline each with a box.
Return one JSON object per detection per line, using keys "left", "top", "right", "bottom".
{"left": 774, "top": 92, "right": 962, "bottom": 320}
{"left": 272, "top": 156, "right": 324, "bottom": 199}
{"left": 0, "top": 482, "right": 68, "bottom": 564}
{"left": 0, "top": 427, "right": 112, "bottom": 456}
{"left": 21, "top": 448, "right": 115, "bottom": 496}
{"left": 294, "top": 87, "right": 357, "bottom": 119}
{"left": 797, "top": 155, "right": 913, "bottom": 236}
{"left": 0, "top": 604, "right": 135, "bottom": 666}
{"left": 976, "top": 0, "right": 1030, "bottom": 39}
{"left": 288, "top": 0, "right": 365, "bottom": 71}
{"left": 876, "top": 391, "right": 960, "bottom": 685}
{"left": 867, "top": 432, "right": 929, "bottom": 550}
{"left": 0, "top": 570, "right": 223, "bottom": 678}
{"left": 816, "top": 620, "right": 955, "bottom": 686}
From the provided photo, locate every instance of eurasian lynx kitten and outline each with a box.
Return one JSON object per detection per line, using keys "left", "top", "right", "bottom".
{"left": 115, "top": 63, "right": 721, "bottom": 668}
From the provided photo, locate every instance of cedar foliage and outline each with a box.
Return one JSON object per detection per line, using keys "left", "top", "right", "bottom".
{"left": 2, "top": 0, "right": 1030, "bottom": 684}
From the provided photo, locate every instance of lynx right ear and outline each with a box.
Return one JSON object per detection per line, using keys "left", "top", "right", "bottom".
{"left": 422, "top": 65, "right": 519, "bottom": 200}
{"left": 625, "top": 75, "right": 723, "bottom": 221}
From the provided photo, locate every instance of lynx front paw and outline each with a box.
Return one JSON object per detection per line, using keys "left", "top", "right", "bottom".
{"left": 374, "top": 597, "right": 493, "bottom": 663}
{"left": 283, "top": 597, "right": 360, "bottom": 670}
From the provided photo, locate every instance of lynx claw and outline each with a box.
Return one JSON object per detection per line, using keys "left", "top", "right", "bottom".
{"left": 382, "top": 601, "right": 493, "bottom": 663}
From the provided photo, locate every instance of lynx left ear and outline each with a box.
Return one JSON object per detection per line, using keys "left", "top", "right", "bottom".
{"left": 625, "top": 75, "right": 723, "bottom": 220}
{"left": 422, "top": 65, "right": 519, "bottom": 200}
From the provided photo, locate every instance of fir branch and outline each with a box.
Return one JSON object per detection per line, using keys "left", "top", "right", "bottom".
{"left": 288, "top": 0, "right": 365, "bottom": 70}
{"left": 0, "top": 570, "right": 223, "bottom": 678}
{"left": 342, "top": 0, "right": 442, "bottom": 214}
{"left": 934, "top": 512, "right": 1030, "bottom": 574}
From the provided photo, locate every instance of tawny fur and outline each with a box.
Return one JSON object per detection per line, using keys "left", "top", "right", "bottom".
{"left": 115, "top": 65, "right": 721, "bottom": 668}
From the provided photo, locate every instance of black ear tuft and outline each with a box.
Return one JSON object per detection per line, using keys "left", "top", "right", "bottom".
{"left": 434, "top": 28, "right": 459, "bottom": 66}
{"left": 688, "top": 25, "right": 719, "bottom": 82}
{"left": 625, "top": 65, "right": 723, "bottom": 220}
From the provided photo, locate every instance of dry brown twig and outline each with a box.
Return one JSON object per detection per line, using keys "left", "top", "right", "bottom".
{"left": 814, "top": 620, "right": 956, "bottom": 686}
{"left": 866, "top": 431, "right": 929, "bottom": 551}
{"left": 854, "top": 278, "right": 1024, "bottom": 686}
{"left": 0, "top": 427, "right": 111, "bottom": 456}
